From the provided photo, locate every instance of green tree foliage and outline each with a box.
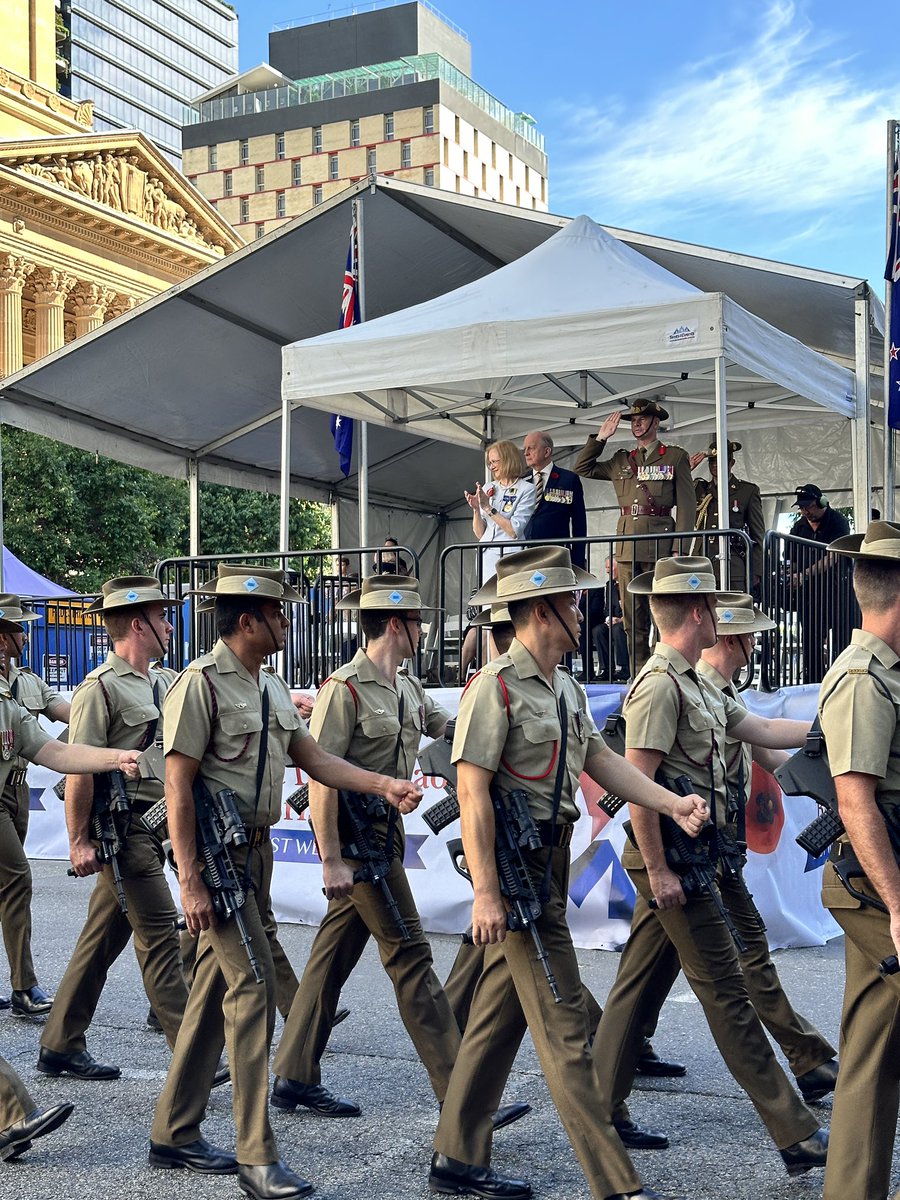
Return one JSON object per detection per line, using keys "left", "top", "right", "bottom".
{"left": 1, "top": 428, "right": 331, "bottom": 592}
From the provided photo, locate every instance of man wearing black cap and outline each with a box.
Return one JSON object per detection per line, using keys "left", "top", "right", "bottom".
{"left": 690, "top": 440, "right": 765, "bottom": 593}
{"left": 575, "top": 398, "right": 695, "bottom": 677}
{"left": 789, "top": 484, "right": 851, "bottom": 684}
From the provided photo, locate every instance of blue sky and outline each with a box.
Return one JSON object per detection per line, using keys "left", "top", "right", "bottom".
{"left": 235, "top": 0, "right": 896, "bottom": 289}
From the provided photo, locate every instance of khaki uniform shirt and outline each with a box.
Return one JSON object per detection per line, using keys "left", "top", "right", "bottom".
{"left": 452, "top": 637, "right": 605, "bottom": 824}
{"left": 69, "top": 651, "right": 175, "bottom": 806}
{"left": 696, "top": 659, "right": 752, "bottom": 816}
{"left": 311, "top": 649, "right": 448, "bottom": 777}
{"left": 4, "top": 663, "right": 61, "bottom": 775}
{"left": 164, "top": 639, "right": 308, "bottom": 827}
{"left": 0, "top": 691, "right": 52, "bottom": 788}
{"left": 622, "top": 642, "right": 746, "bottom": 868}
{"left": 693, "top": 474, "right": 765, "bottom": 583}
{"left": 574, "top": 436, "right": 696, "bottom": 563}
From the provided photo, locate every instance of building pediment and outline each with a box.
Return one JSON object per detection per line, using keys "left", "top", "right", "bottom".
{"left": 0, "top": 130, "right": 242, "bottom": 259}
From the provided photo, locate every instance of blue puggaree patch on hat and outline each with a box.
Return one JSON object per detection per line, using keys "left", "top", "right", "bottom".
{"left": 243, "top": 577, "right": 259, "bottom": 592}
{"left": 126, "top": 590, "right": 139, "bottom": 602}
{"left": 531, "top": 571, "right": 547, "bottom": 587}
{"left": 688, "top": 574, "right": 701, "bottom": 590}
{"left": 389, "top": 591, "right": 403, "bottom": 605}
{"left": 721, "top": 609, "right": 734, "bottom": 622}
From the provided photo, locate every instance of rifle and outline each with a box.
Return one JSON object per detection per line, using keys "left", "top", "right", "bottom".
{"left": 596, "top": 713, "right": 628, "bottom": 819}
{"left": 418, "top": 719, "right": 460, "bottom": 834}
{"left": 337, "top": 790, "right": 411, "bottom": 941}
{"left": 284, "top": 782, "right": 310, "bottom": 820}
{"left": 66, "top": 771, "right": 130, "bottom": 914}
{"left": 775, "top": 722, "right": 845, "bottom": 857}
{"left": 193, "top": 777, "right": 264, "bottom": 984}
{"left": 649, "top": 773, "right": 748, "bottom": 953}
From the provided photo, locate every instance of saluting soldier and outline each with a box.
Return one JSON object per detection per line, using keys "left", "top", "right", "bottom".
{"left": 39, "top": 577, "right": 191, "bottom": 1080}
{"left": 815, "top": 521, "right": 900, "bottom": 1200}
{"left": 0, "top": 595, "right": 70, "bottom": 1016}
{"left": 149, "top": 564, "right": 422, "bottom": 1200}
{"left": 593, "top": 558, "right": 829, "bottom": 1180}
{"left": 430, "top": 545, "right": 709, "bottom": 1200}
{"left": 689, "top": 439, "right": 765, "bottom": 592}
{"left": 575, "top": 399, "right": 695, "bottom": 677}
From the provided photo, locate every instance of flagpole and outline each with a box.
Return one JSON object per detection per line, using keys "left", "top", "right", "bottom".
{"left": 885, "top": 118, "right": 898, "bottom": 520}
{"left": 355, "top": 195, "right": 369, "bottom": 555}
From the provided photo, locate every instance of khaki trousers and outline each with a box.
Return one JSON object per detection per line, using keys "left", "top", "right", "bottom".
{"left": 41, "top": 820, "right": 187, "bottom": 1054}
{"left": 599, "top": 866, "right": 819, "bottom": 1149}
{"left": 0, "top": 781, "right": 36, "bottom": 991}
{"left": 615, "top": 560, "right": 654, "bottom": 677}
{"left": 0, "top": 1056, "right": 34, "bottom": 1130}
{"left": 152, "top": 841, "right": 278, "bottom": 1166}
{"left": 434, "top": 846, "right": 640, "bottom": 1200}
{"left": 274, "top": 843, "right": 459, "bottom": 1101}
{"left": 823, "top": 863, "right": 900, "bottom": 1200}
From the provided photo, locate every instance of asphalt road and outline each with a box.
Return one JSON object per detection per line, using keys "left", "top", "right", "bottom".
{"left": 0, "top": 860, "right": 890, "bottom": 1200}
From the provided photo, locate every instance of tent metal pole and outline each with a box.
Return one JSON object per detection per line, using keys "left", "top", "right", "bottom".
{"left": 356, "top": 196, "right": 369, "bottom": 550}
{"left": 713, "top": 355, "right": 729, "bottom": 587}
{"left": 331, "top": 492, "right": 340, "bottom": 550}
{"left": 885, "top": 118, "right": 898, "bottom": 520}
{"left": 188, "top": 457, "right": 199, "bottom": 557}
{"left": 852, "top": 287, "right": 872, "bottom": 526}
{"left": 279, "top": 396, "right": 291, "bottom": 554}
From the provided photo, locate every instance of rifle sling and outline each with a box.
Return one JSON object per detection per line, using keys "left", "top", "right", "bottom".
{"left": 539, "top": 690, "right": 568, "bottom": 905}
{"left": 383, "top": 692, "right": 405, "bottom": 864}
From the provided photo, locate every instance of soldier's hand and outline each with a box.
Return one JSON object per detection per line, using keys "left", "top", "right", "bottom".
{"left": 69, "top": 837, "right": 102, "bottom": 877}
{"left": 180, "top": 874, "right": 216, "bottom": 935}
{"left": 383, "top": 779, "right": 423, "bottom": 814}
{"left": 597, "top": 412, "right": 621, "bottom": 441}
{"left": 322, "top": 858, "right": 355, "bottom": 900}
{"left": 291, "top": 691, "right": 315, "bottom": 721}
{"left": 117, "top": 750, "right": 142, "bottom": 780}
{"left": 647, "top": 865, "right": 687, "bottom": 910}
{"left": 689, "top": 451, "right": 708, "bottom": 470}
{"left": 471, "top": 893, "right": 508, "bottom": 945}
{"left": 672, "top": 794, "right": 709, "bottom": 838}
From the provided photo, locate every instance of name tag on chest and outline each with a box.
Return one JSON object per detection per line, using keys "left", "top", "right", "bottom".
{"left": 637, "top": 465, "right": 674, "bottom": 481}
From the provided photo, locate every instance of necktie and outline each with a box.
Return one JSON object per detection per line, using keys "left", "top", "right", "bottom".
{"left": 534, "top": 470, "right": 544, "bottom": 503}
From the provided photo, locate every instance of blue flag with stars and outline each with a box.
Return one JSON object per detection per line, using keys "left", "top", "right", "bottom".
{"left": 886, "top": 147, "right": 900, "bottom": 430}
{"left": 330, "top": 217, "right": 360, "bottom": 476}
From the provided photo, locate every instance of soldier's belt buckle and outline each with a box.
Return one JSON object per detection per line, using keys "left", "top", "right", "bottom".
{"left": 631, "top": 503, "right": 641, "bottom": 516}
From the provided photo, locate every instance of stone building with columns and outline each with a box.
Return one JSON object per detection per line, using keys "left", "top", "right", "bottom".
{"left": 0, "top": 0, "right": 242, "bottom": 377}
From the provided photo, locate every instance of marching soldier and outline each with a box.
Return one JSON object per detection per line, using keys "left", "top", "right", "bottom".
{"left": 149, "top": 564, "right": 422, "bottom": 1200}
{"left": 0, "top": 595, "right": 70, "bottom": 1015}
{"left": 690, "top": 439, "right": 765, "bottom": 592}
{"left": 0, "top": 1059, "right": 72, "bottom": 1162}
{"left": 430, "top": 545, "right": 709, "bottom": 1200}
{"left": 593, "top": 558, "right": 829, "bottom": 1180}
{"left": 575, "top": 399, "right": 695, "bottom": 676}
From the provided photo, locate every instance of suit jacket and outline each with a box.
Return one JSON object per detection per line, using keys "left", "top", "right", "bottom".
{"left": 523, "top": 463, "right": 587, "bottom": 567}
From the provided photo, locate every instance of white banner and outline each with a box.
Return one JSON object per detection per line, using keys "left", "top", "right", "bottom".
{"left": 24, "top": 684, "right": 837, "bottom": 950}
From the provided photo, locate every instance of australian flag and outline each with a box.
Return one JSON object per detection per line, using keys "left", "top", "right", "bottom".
{"left": 330, "top": 218, "right": 360, "bottom": 476}
{"left": 886, "top": 147, "right": 900, "bottom": 430}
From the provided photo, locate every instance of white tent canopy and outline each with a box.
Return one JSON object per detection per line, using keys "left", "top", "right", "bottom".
{"left": 283, "top": 215, "right": 856, "bottom": 450}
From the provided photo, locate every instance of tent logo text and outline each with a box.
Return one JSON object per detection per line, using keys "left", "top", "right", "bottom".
{"left": 666, "top": 323, "right": 698, "bottom": 345}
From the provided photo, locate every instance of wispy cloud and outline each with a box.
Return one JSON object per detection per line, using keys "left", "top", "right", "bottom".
{"left": 551, "top": 1, "right": 890, "bottom": 233}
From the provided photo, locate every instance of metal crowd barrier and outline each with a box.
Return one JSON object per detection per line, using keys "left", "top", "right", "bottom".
{"left": 435, "top": 529, "right": 751, "bottom": 688}
{"left": 18, "top": 596, "right": 105, "bottom": 688}
{"left": 759, "top": 530, "right": 858, "bottom": 690}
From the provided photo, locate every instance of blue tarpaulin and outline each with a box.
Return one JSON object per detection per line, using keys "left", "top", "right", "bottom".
{"left": 3, "top": 546, "right": 79, "bottom": 597}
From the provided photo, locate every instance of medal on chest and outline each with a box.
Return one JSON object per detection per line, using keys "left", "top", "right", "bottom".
{"left": 637, "top": 464, "right": 674, "bottom": 481}
{"left": 0, "top": 729, "right": 14, "bottom": 760}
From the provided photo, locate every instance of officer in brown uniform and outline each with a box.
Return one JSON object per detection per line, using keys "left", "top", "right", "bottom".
{"left": 0, "top": 595, "right": 70, "bottom": 1015}
{"left": 272, "top": 574, "right": 462, "bottom": 1119}
{"left": 430, "top": 545, "right": 710, "bottom": 1200}
{"left": 38, "top": 577, "right": 192, "bottom": 1080}
{"left": 596, "top": 592, "right": 838, "bottom": 1143}
{"left": 815, "top": 521, "right": 900, "bottom": 1200}
{"left": 149, "top": 564, "right": 422, "bottom": 1200}
{"left": 594, "top": 558, "right": 828, "bottom": 1179}
{"left": 575, "top": 399, "right": 696, "bottom": 677}
{"left": 689, "top": 439, "right": 765, "bottom": 591}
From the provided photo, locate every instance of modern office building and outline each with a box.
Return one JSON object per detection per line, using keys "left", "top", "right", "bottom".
{"left": 57, "top": 0, "right": 239, "bottom": 166}
{"left": 182, "top": 0, "right": 548, "bottom": 239}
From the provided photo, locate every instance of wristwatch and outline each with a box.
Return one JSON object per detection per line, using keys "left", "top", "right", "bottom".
{"left": 489, "top": 506, "right": 498, "bottom": 516}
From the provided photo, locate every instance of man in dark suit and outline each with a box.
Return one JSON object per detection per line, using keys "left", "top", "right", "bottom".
{"left": 522, "top": 431, "right": 587, "bottom": 567}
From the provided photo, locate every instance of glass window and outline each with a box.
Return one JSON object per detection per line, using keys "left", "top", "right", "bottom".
{"left": 207, "top": 145, "right": 217, "bottom": 171}
{"left": 256, "top": 223, "right": 265, "bottom": 240}
{"left": 239, "top": 139, "right": 249, "bottom": 165}
{"left": 292, "top": 160, "right": 302, "bottom": 186}
{"left": 276, "top": 133, "right": 285, "bottom": 159}
{"left": 350, "top": 119, "right": 360, "bottom": 147}
{"left": 384, "top": 112, "right": 394, "bottom": 141}
{"left": 424, "top": 167, "right": 434, "bottom": 186}
{"left": 276, "top": 191, "right": 286, "bottom": 218}
{"left": 329, "top": 154, "right": 339, "bottom": 180}
{"left": 313, "top": 126, "right": 322, "bottom": 153}
{"left": 401, "top": 141, "right": 411, "bottom": 168}
{"left": 256, "top": 166, "right": 265, "bottom": 192}
{"left": 223, "top": 171, "right": 232, "bottom": 197}
{"left": 424, "top": 106, "right": 434, "bottom": 134}
{"left": 240, "top": 197, "right": 249, "bottom": 222}
{"left": 367, "top": 147, "right": 376, "bottom": 173}
{"left": 313, "top": 184, "right": 323, "bottom": 205}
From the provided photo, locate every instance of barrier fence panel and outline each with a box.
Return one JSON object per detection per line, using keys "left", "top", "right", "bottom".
{"left": 436, "top": 529, "right": 750, "bottom": 687}
{"left": 760, "top": 530, "right": 858, "bottom": 690}
{"left": 20, "top": 597, "right": 105, "bottom": 688}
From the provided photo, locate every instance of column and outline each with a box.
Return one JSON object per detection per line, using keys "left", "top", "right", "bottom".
{"left": 106, "top": 293, "right": 138, "bottom": 322}
{"left": 0, "top": 253, "right": 34, "bottom": 377}
{"left": 31, "top": 267, "right": 75, "bottom": 358}
{"left": 69, "top": 282, "right": 115, "bottom": 340}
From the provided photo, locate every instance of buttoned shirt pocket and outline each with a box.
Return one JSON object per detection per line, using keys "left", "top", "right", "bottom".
{"left": 219, "top": 710, "right": 264, "bottom": 737}
{"left": 505, "top": 715, "right": 559, "bottom": 780}
{"left": 359, "top": 712, "right": 401, "bottom": 740}
{"left": 274, "top": 706, "right": 301, "bottom": 732}
{"left": 687, "top": 708, "right": 715, "bottom": 733}
{"left": 120, "top": 701, "right": 160, "bottom": 728}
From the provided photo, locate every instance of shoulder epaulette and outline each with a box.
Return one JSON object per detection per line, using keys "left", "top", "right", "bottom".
{"left": 262, "top": 664, "right": 276, "bottom": 674}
